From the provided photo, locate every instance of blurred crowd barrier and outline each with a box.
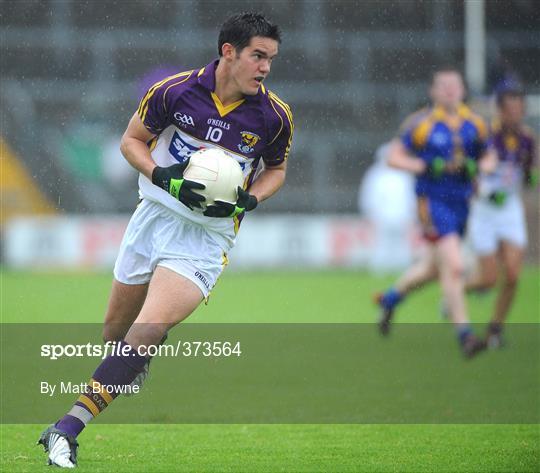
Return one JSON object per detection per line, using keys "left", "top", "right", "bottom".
{"left": 3, "top": 214, "right": 423, "bottom": 272}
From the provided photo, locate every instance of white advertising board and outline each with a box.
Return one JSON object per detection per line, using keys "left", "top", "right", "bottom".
{"left": 3, "top": 215, "right": 421, "bottom": 271}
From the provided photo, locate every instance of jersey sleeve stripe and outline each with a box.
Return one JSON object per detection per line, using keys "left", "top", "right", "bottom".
{"left": 162, "top": 71, "right": 194, "bottom": 114}
{"left": 137, "top": 71, "right": 192, "bottom": 122}
{"left": 398, "top": 107, "right": 429, "bottom": 134}
{"left": 267, "top": 98, "right": 284, "bottom": 145}
{"left": 268, "top": 93, "right": 294, "bottom": 161}
{"left": 268, "top": 92, "right": 293, "bottom": 124}
{"left": 268, "top": 93, "right": 294, "bottom": 136}
{"left": 137, "top": 74, "right": 175, "bottom": 117}
{"left": 412, "top": 116, "right": 435, "bottom": 149}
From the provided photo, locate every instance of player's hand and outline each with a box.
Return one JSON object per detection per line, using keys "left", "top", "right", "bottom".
{"left": 525, "top": 169, "right": 539, "bottom": 188}
{"left": 151, "top": 161, "right": 206, "bottom": 210}
{"left": 203, "top": 187, "right": 258, "bottom": 218}
{"left": 428, "top": 157, "right": 446, "bottom": 179}
{"left": 461, "top": 157, "right": 478, "bottom": 180}
{"left": 488, "top": 190, "right": 507, "bottom": 206}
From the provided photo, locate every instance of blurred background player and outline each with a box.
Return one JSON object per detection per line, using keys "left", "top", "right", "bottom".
{"left": 38, "top": 12, "right": 293, "bottom": 468}
{"left": 375, "top": 66, "right": 496, "bottom": 358}
{"left": 359, "top": 142, "right": 417, "bottom": 272}
{"left": 467, "top": 89, "right": 538, "bottom": 348}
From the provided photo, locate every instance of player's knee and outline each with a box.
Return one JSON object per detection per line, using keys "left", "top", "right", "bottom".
{"left": 446, "top": 262, "right": 465, "bottom": 281}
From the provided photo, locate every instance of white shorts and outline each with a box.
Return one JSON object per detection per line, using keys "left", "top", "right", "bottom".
{"left": 114, "top": 200, "right": 229, "bottom": 297}
{"left": 468, "top": 194, "right": 527, "bottom": 256}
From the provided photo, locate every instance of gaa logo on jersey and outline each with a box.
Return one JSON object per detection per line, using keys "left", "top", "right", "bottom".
{"left": 238, "top": 131, "right": 260, "bottom": 154}
{"left": 173, "top": 112, "right": 195, "bottom": 128}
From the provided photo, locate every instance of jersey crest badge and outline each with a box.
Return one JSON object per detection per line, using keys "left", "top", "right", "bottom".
{"left": 238, "top": 131, "right": 260, "bottom": 153}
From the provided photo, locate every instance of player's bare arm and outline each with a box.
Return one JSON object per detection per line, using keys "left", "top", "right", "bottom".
{"left": 478, "top": 147, "right": 498, "bottom": 174}
{"left": 249, "top": 161, "right": 287, "bottom": 203}
{"left": 120, "top": 113, "right": 157, "bottom": 180}
{"left": 387, "top": 138, "right": 426, "bottom": 174}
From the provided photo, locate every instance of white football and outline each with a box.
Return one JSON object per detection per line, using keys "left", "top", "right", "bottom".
{"left": 183, "top": 148, "right": 244, "bottom": 210}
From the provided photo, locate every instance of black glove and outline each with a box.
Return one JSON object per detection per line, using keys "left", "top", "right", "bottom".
{"left": 151, "top": 161, "right": 206, "bottom": 210}
{"left": 203, "top": 187, "right": 258, "bottom": 218}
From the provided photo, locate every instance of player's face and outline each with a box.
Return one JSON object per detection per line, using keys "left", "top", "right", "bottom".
{"left": 430, "top": 72, "right": 465, "bottom": 110}
{"left": 500, "top": 96, "right": 525, "bottom": 127}
{"left": 231, "top": 36, "right": 279, "bottom": 96}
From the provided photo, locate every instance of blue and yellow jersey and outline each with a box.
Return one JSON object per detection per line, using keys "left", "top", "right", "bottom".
{"left": 400, "top": 104, "right": 488, "bottom": 201}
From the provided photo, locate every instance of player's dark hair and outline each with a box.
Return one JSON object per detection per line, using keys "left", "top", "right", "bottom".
{"left": 430, "top": 65, "right": 463, "bottom": 84}
{"left": 218, "top": 12, "right": 281, "bottom": 56}
{"left": 496, "top": 89, "right": 525, "bottom": 108}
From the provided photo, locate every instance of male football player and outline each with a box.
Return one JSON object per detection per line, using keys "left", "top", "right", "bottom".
{"left": 38, "top": 12, "right": 293, "bottom": 468}
{"left": 467, "top": 89, "right": 537, "bottom": 347}
{"left": 375, "top": 67, "right": 496, "bottom": 358}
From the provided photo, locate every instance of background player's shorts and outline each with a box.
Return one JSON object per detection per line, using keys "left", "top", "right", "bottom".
{"left": 114, "top": 199, "right": 229, "bottom": 297}
{"left": 468, "top": 194, "right": 527, "bottom": 255}
{"left": 417, "top": 196, "right": 469, "bottom": 242}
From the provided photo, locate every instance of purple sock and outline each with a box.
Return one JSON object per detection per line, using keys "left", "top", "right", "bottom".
{"left": 55, "top": 415, "right": 86, "bottom": 438}
{"left": 55, "top": 341, "right": 147, "bottom": 438}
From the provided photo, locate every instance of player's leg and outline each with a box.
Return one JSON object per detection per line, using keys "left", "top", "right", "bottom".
{"left": 124, "top": 266, "right": 204, "bottom": 347}
{"left": 434, "top": 197, "right": 486, "bottom": 357}
{"left": 441, "top": 251, "right": 495, "bottom": 321}
{"left": 435, "top": 233, "right": 467, "bottom": 325}
{"left": 103, "top": 198, "right": 158, "bottom": 343}
{"left": 376, "top": 248, "right": 438, "bottom": 333}
{"left": 375, "top": 196, "right": 439, "bottom": 334}
{"left": 102, "top": 279, "right": 159, "bottom": 396}
{"left": 465, "top": 253, "right": 498, "bottom": 292}
{"left": 487, "top": 241, "right": 524, "bottom": 347}
{"left": 395, "top": 248, "right": 438, "bottom": 294}
{"left": 466, "top": 197, "right": 499, "bottom": 292}
{"left": 486, "top": 195, "right": 528, "bottom": 346}
{"left": 394, "top": 195, "right": 441, "bottom": 295}
{"left": 102, "top": 279, "right": 149, "bottom": 342}
{"left": 41, "top": 267, "right": 203, "bottom": 468}
{"left": 435, "top": 233, "right": 486, "bottom": 357}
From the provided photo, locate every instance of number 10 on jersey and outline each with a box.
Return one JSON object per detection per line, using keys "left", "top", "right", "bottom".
{"left": 205, "top": 126, "right": 223, "bottom": 143}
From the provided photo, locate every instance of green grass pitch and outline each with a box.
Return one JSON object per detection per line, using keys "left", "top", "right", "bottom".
{"left": 1, "top": 268, "right": 539, "bottom": 472}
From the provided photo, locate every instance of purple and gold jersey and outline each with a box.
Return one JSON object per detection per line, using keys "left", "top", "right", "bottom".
{"left": 479, "top": 122, "right": 537, "bottom": 197}
{"left": 400, "top": 104, "right": 488, "bottom": 201}
{"left": 135, "top": 60, "right": 294, "bottom": 248}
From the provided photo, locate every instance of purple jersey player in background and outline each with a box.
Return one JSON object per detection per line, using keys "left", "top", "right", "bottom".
{"left": 38, "top": 12, "right": 293, "bottom": 468}
{"left": 467, "top": 89, "right": 538, "bottom": 348}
